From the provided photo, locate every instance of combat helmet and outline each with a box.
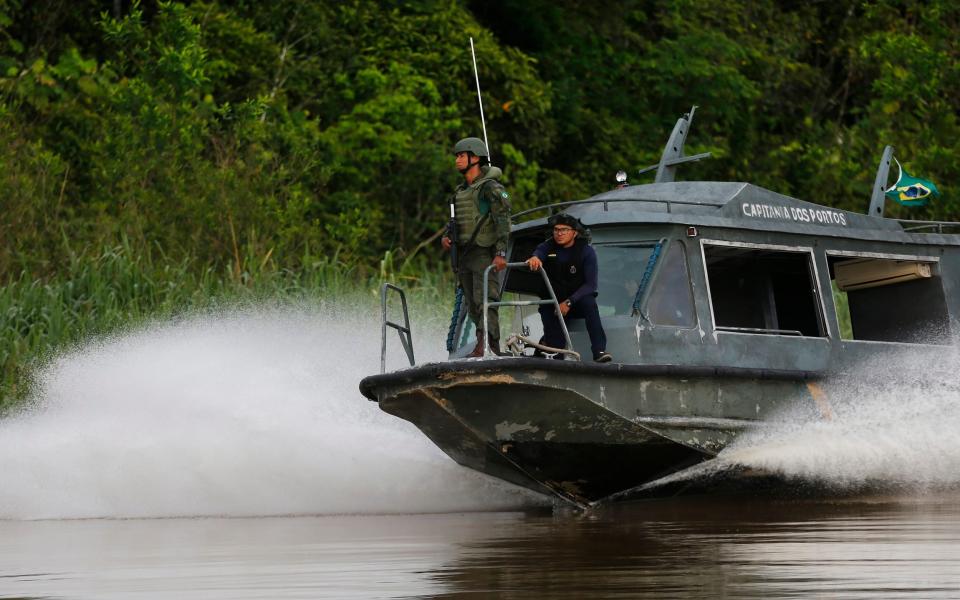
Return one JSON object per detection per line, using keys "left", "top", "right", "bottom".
{"left": 453, "top": 137, "right": 489, "bottom": 157}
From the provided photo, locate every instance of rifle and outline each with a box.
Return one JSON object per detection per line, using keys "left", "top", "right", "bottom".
{"left": 447, "top": 190, "right": 492, "bottom": 276}
{"left": 447, "top": 197, "right": 459, "bottom": 274}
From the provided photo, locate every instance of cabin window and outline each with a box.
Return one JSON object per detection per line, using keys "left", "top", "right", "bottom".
{"left": 704, "top": 243, "right": 826, "bottom": 337}
{"left": 646, "top": 243, "right": 696, "bottom": 327}
{"left": 595, "top": 244, "right": 657, "bottom": 316}
{"left": 828, "top": 255, "right": 950, "bottom": 344}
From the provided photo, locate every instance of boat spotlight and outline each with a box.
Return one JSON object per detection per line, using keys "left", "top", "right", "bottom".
{"left": 615, "top": 170, "right": 628, "bottom": 187}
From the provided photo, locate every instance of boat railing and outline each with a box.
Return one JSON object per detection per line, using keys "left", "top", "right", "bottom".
{"left": 897, "top": 219, "right": 960, "bottom": 234}
{"left": 379, "top": 283, "right": 415, "bottom": 374}
{"left": 511, "top": 196, "right": 724, "bottom": 224}
{"left": 512, "top": 195, "right": 960, "bottom": 235}
{"left": 482, "top": 262, "right": 578, "bottom": 359}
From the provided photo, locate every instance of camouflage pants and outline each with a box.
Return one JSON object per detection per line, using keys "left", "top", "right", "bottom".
{"left": 457, "top": 244, "right": 501, "bottom": 342}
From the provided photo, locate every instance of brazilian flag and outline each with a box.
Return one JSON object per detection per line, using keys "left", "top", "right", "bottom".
{"left": 885, "top": 159, "right": 941, "bottom": 207}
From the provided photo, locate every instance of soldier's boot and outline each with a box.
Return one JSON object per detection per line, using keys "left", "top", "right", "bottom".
{"left": 467, "top": 330, "right": 485, "bottom": 358}
{"left": 488, "top": 333, "right": 505, "bottom": 357}
{"left": 467, "top": 332, "right": 504, "bottom": 357}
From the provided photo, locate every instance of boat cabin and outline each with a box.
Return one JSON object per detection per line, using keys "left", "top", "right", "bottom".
{"left": 365, "top": 109, "right": 958, "bottom": 507}
{"left": 447, "top": 112, "right": 959, "bottom": 377}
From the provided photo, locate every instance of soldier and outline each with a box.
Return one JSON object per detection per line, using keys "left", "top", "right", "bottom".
{"left": 526, "top": 213, "right": 612, "bottom": 363}
{"left": 441, "top": 137, "right": 511, "bottom": 357}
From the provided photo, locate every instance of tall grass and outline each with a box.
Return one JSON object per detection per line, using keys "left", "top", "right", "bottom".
{"left": 1, "top": 243, "right": 455, "bottom": 412}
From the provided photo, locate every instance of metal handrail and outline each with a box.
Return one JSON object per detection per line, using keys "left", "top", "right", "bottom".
{"left": 380, "top": 283, "right": 415, "bottom": 373}
{"left": 898, "top": 220, "right": 960, "bottom": 233}
{"left": 511, "top": 196, "right": 960, "bottom": 233}
{"left": 482, "top": 262, "right": 578, "bottom": 359}
{"left": 510, "top": 196, "right": 725, "bottom": 223}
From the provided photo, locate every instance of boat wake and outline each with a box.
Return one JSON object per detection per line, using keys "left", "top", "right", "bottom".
{"left": 635, "top": 355, "right": 960, "bottom": 496}
{"left": 723, "top": 384, "right": 960, "bottom": 489}
{"left": 0, "top": 302, "right": 547, "bottom": 520}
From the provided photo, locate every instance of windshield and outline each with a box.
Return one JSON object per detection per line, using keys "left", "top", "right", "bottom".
{"left": 595, "top": 244, "right": 656, "bottom": 317}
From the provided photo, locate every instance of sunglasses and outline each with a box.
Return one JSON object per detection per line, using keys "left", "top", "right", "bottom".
{"left": 553, "top": 227, "right": 575, "bottom": 234}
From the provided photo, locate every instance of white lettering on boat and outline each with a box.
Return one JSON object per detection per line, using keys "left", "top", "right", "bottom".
{"left": 741, "top": 203, "right": 847, "bottom": 226}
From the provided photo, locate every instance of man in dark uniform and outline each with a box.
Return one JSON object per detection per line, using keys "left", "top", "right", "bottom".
{"left": 441, "top": 137, "right": 511, "bottom": 357}
{"left": 525, "top": 213, "right": 612, "bottom": 362}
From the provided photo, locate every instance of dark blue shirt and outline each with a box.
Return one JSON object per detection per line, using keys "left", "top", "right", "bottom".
{"left": 533, "top": 240, "right": 599, "bottom": 304}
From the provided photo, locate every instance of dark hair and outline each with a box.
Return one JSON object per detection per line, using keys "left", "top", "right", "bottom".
{"left": 548, "top": 213, "right": 579, "bottom": 228}
{"left": 547, "top": 212, "right": 591, "bottom": 242}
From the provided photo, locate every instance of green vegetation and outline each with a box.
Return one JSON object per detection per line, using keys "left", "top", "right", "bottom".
{"left": 2, "top": 0, "right": 958, "bottom": 404}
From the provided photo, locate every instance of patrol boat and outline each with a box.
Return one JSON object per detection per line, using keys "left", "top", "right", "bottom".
{"left": 359, "top": 109, "right": 958, "bottom": 508}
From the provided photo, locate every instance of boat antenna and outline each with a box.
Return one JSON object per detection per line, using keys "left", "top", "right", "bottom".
{"left": 470, "top": 37, "right": 492, "bottom": 165}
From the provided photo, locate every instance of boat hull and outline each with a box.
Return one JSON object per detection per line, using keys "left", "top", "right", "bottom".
{"left": 360, "top": 358, "right": 820, "bottom": 506}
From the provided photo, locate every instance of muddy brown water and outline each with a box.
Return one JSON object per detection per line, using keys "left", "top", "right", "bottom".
{"left": 4, "top": 311, "right": 960, "bottom": 597}
{"left": 2, "top": 491, "right": 960, "bottom": 599}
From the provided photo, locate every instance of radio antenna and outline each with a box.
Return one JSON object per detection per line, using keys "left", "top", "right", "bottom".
{"left": 469, "top": 37, "right": 491, "bottom": 165}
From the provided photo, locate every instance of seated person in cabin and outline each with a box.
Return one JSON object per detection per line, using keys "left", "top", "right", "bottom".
{"left": 525, "top": 213, "right": 612, "bottom": 363}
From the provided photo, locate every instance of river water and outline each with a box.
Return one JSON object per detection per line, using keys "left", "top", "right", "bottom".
{"left": 2, "top": 306, "right": 960, "bottom": 598}
{"left": 3, "top": 494, "right": 960, "bottom": 598}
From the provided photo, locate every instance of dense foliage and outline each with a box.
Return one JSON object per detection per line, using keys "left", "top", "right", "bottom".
{"left": 0, "top": 0, "right": 958, "bottom": 402}
{"left": 3, "top": 0, "right": 959, "bottom": 280}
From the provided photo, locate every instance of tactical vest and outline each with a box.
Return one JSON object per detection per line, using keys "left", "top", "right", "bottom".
{"left": 454, "top": 166, "right": 503, "bottom": 248}
{"left": 544, "top": 239, "right": 589, "bottom": 301}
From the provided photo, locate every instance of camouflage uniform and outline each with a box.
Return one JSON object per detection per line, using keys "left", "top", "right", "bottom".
{"left": 453, "top": 165, "right": 511, "bottom": 348}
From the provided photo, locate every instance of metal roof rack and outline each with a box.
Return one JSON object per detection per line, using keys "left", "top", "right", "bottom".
{"left": 511, "top": 196, "right": 724, "bottom": 223}
{"left": 897, "top": 220, "right": 960, "bottom": 233}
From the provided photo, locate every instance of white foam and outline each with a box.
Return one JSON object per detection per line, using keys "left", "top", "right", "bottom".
{"left": 720, "top": 352, "right": 960, "bottom": 490}
{"left": 0, "top": 302, "right": 545, "bottom": 520}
